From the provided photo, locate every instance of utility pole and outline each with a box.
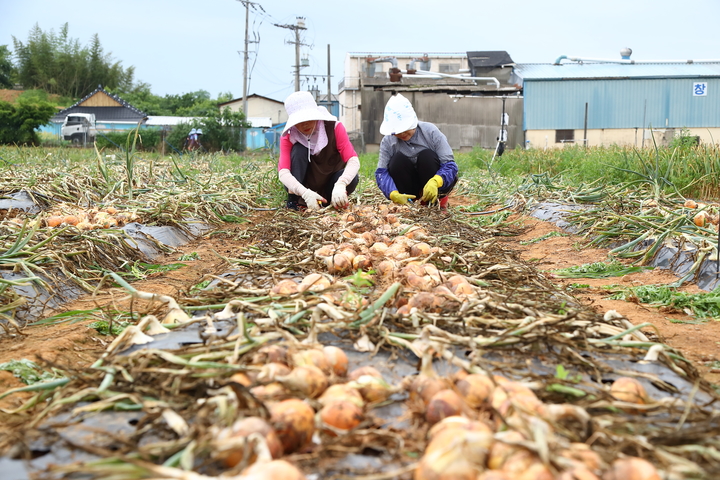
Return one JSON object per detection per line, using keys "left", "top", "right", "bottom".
{"left": 327, "top": 44, "right": 331, "bottom": 102}
{"left": 236, "top": 1, "right": 263, "bottom": 116}
{"left": 274, "top": 17, "right": 307, "bottom": 92}
{"left": 242, "top": 1, "right": 250, "bottom": 115}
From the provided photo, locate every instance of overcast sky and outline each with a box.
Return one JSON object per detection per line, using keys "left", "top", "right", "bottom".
{"left": 3, "top": 0, "right": 720, "bottom": 104}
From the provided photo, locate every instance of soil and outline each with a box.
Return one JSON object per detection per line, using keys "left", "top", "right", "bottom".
{"left": 1, "top": 204, "right": 719, "bottom": 433}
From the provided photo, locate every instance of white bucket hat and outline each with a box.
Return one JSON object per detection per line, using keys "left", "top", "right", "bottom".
{"left": 282, "top": 91, "right": 336, "bottom": 135}
{"left": 379, "top": 93, "right": 418, "bottom": 136}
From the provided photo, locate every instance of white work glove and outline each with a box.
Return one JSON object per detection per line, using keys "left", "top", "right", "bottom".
{"left": 301, "top": 189, "right": 326, "bottom": 210}
{"left": 331, "top": 181, "right": 349, "bottom": 209}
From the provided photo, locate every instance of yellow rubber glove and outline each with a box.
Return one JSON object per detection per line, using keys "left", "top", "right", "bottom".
{"left": 389, "top": 190, "right": 416, "bottom": 205}
{"left": 421, "top": 175, "right": 443, "bottom": 203}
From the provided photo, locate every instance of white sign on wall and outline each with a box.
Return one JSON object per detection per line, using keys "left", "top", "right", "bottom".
{"left": 693, "top": 82, "right": 708, "bottom": 96}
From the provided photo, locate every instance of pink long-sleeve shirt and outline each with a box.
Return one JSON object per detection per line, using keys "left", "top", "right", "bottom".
{"left": 278, "top": 121, "right": 357, "bottom": 171}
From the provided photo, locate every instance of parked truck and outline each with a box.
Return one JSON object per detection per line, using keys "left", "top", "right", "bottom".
{"left": 61, "top": 113, "right": 98, "bottom": 145}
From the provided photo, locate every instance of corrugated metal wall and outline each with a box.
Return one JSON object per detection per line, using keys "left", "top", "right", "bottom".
{"left": 361, "top": 91, "right": 524, "bottom": 150}
{"left": 524, "top": 78, "right": 720, "bottom": 130}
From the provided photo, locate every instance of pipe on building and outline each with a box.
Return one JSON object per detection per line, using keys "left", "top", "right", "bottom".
{"left": 554, "top": 55, "right": 720, "bottom": 65}
{"left": 367, "top": 56, "right": 398, "bottom": 68}
{"left": 408, "top": 70, "right": 500, "bottom": 88}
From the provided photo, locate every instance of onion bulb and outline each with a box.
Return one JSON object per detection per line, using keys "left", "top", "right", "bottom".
{"left": 219, "top": 417, "right": 284, "bottom": 467}
{"left": 456, "top": 373, "right": 495, "bottom": 409}
{"left": 298, "top": 273, "right": 332, "bottom": 292}
{"left": 559, "top": 442, "right": 603, "bottom": 472}
{"left": 348, "top": 365, "right": 383, "bottom": 381}
{"left": 408, "top": 351, "right": 452, "bottom": 406}
{"left": 348, "top": 373, "right": 394, "bottom": 403}
{"left": 352, "top": 254, "right": 372, "bottom": 270}
{"left": 415, "top": 427, "right": 494, "bottom": 480}
{"left": 425, "top": 389, "right": 467, "bottom": 425}
{"left": 405, "top": 273, "right": 433, "bottom": 291}
{"left": 229, "top": 371, "right": 253, "bottom": 387}
{"left": 326, "top": 253, "right": 352, "bottom": 274}
{"left": 427, "top": 415, "right": 493, "bottom": 440}
{"left": 410, "top": 242, "right": 432, "bottom": 257}
{"left": 275, "top": 365, "right": 328, "bottom": 398}
{"left": 241, "top": 459, "right": 306, "bottom": 480}
{"left": 476, "top": 472, "right": 512, "bottom": 480}
{"left": 602, "top": 457, "right": 661, "bottom": 480}
{"left": 314, "top": 244, "right": 335, "bottom": 258}
{"left": 683, "top": 199, "right": 697, "bottom": 209}
{"left": 319, "top": 383, "right": 365, "bottom": 408}
{"left": 369, "top": 242, "right": 390, "bottom": 256}
{"left": 269, "top": 399, "right": 316, "bottom": 454}
{"left": 557, "top": 466, "right": 601, "bottom": 480}
{"left": 376, "top": 259, "right": 397, "bottom": 277}
{"left": 609, "top": 377, "right": 648, "bottom": 405}
{"left": 46, "top": 215, "right": 64, "bottom": 227}
{"left": 250, "top": 382, "right": 288, "bottom": 402}
{"left": 256, "top": 362, "right": 292, "bottom": 383}
{"left": 694, "top": 211, "right": 709, "bottom": 227}
{"left": 319, "top": 400, "right": 364, "bottom": 435}
{"left": 251, "top": 344, "right": 288, "bottom": 365}
{"left": 323, "top": 345, "right": 349, "bottom": 376}
{"left": 271, "top": 279, "right": 299, "bottom": 296}
{"left": 487, "top": 430, "right": 528, "bottom": 470}
{"left": 509, "top": 461, "right": 555, "bottom": 480}
{"left": 293, "top": 349, "right": 332, "bottom": 374}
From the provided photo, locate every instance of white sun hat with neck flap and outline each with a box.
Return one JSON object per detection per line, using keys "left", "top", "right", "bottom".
{"left": 282, "top": 91, "right": 337, "bottom": 135}
{"left": 379, "top": 93, "right": 418, "bottom": 136}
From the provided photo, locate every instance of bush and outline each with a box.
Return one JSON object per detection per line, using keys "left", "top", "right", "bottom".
{"left": 0, "top": 100, "right": 55, "bottom": 145}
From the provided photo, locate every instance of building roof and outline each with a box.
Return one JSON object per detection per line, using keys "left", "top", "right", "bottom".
{"left": 467, "top": 51, "right": 515, "bottom": 68}
{"left": 218, "top": 93, "right": 283, "bottom": 107}
{"left": 513, "top": 62, "right": 720, "bottom": 81}
{"left": 51, "top": 85, "right": 147, "bottom": 123}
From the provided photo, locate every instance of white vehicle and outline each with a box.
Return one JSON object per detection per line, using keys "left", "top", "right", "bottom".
{"left": 61, "top": 113, "right": 98, "bottom": 145}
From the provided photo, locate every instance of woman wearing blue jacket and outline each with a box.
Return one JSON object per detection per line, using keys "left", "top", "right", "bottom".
{"left": 375, "top": 93, "right": 458, "bottom": 208}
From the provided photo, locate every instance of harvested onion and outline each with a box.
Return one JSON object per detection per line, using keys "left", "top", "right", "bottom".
{"left": 456, "top": 373, "right": 495, "bottom": 409}
{"left": 275, "top": 365, "right": 328, "bottom": 398}
{"left": 293, "top": 349, "right": 331, "bottom": 375}
{"left": 319, "top": 400, "right": 363, "bottom": 435}
{"left": 241, "top": 459, "right": 306, "bottom": 480}
{"left": 220, "top": 417, "right": 283, "bottom": 467}
{"left": 425, "top": 389, "right": 466, "bottom": 425}
{"left": 271, "top": 279, "right": 299, "bottom": 296}
{"left": 602, "top": 457, "right": 661, "bottom": 480}
{"left": 408, "top": 351, "right": 452, "bottom": 406}
{"left": 269, "top": 399, "right": 315, "bottom": 454}
{"left": 323, "top": 345, "right": 349, "bottom": 376}
{"left": 298, "top": 273, "right": 332, "bottom": 292}
{"left": 609, "top": 377, "right": 648, "bottom": 405}
{"left": 318, "top": 383, "right": 364, "bottom": 408}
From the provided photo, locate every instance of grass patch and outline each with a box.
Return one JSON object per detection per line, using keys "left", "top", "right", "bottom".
{"left": 608, "top": 284, "right": 720, "bottom": 319}
{"left": 551, "top": 260, "right": 651, "bottom": 279}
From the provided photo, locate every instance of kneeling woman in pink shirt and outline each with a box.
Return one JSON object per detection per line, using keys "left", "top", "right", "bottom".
{"left": 278, "top": 91, "right": 360, "bottom": 210}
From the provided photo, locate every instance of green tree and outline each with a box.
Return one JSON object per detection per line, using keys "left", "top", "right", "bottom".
{"left": 0, "top": 99, "right": 55, "bottom": 145}
{"left": 0, "top": 45, "right": 13, "bottom": 89}
{"left": 198, "top": 107, "right": 251, "bottom": 152}
{"left": 12, "top": 23, "right": 135, "bottom": 98}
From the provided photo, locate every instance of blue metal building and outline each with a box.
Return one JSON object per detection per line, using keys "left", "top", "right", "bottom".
{"left": 511, "top": 56, "right": 720, "bottom": 148}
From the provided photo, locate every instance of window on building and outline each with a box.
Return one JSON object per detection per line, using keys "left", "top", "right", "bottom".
{"left": 555, "top": 130, "right": 575, "bottom": 143}
{"left": 439, "top": 63, "right": 460, "bottom": 74}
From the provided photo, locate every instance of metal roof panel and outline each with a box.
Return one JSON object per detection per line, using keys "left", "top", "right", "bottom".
{"left": 513, "top": 62, "right": 720, "bottom": 81}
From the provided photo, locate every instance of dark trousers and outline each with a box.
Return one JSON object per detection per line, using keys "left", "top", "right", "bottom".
{"left": 388, "top": 148, "right": 456, "bottom": 197}
{"left": 287, "top": 143, "right": 359, "bottom": 205}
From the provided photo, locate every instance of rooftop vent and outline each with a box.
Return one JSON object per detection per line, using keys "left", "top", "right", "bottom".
{"left": 620, "top": 47, "right": 632, "bottom": 60}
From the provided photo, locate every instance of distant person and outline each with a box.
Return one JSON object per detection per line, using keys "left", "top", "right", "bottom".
{"left": 375, "top": 93, "right": 458, "bottom": 209}
{"left": 278, "top": 91, "right": 360, "bottom": 210}
{"left": 185, "top": 128, "right": 198, "bottom": 151}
